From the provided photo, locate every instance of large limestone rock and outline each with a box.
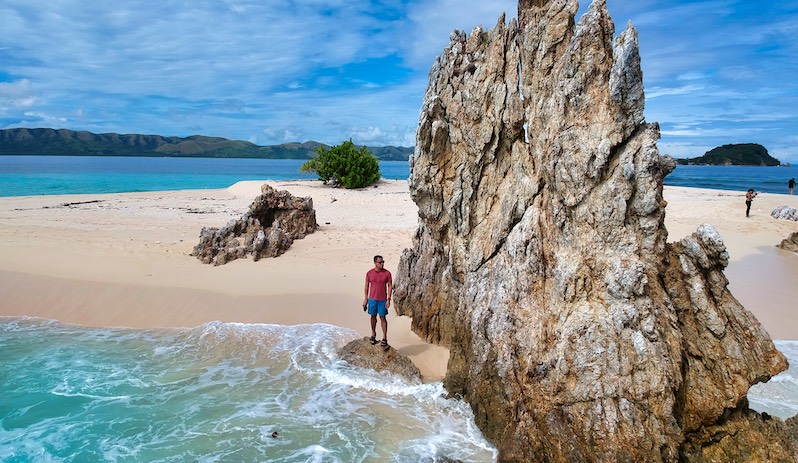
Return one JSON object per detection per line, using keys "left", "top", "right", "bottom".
{"left": 395, "top": 0, "right": 794, "bottom": 461}
{"left": 192, "top": 184, "right": 316, "bottom": 265}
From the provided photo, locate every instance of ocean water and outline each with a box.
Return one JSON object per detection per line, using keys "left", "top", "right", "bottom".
{"left": 0, "top": 156, "right": 410, "bottom": 197}
{"left": 748, "top": 340, "right": 798, "bottom": 419}
{"left": 663, "top": 164, "right": 798, "bottom": 195}
{"left": 1, "top": 319, "right": 795, "bottom": 463}
{"left": 2, "top": 156, "right": 798, "bottom": 197}
{"left": 0, "top": 318, "right": 497, "bottom": 463}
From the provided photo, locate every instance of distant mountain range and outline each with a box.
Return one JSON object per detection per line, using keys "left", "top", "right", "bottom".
{"left": 0, "top": 128, "right": 414, "bottom": 161}
{"left": 675, "top": 143, "right": 780, "bottom": 166}
{"left": 3, "top": 129, "right": 784, "bottom": 168}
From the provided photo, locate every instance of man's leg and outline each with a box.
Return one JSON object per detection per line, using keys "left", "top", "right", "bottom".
{"left": 370, "top": 315, "right": 377, "bottom": 338}
{"left": 380, "top": 315, "right": 388, "bottom": 340}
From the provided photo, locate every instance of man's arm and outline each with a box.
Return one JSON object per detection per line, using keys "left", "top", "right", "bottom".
{"left": 386, "top": 274, "right": 393, "bottom": 307}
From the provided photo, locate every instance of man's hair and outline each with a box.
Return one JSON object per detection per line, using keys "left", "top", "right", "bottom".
{"left": 373, "top": 255, "right": 383, "bottom": 262}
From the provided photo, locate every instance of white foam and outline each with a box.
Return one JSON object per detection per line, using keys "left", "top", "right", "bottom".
{"left": 1, "top": 318, "right": 498, "bottom": 462}
{"left": 748, "top": 339, "right": 798, "bottom": 419}
{"left": 284, "top": 445, "right": 333, "bottom": 463}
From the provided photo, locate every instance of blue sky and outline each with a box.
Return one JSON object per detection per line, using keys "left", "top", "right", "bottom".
{"left": 1, "top": 0, "right": 796, "bottom": 162}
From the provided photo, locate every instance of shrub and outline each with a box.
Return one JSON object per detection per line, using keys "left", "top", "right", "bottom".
{"left": 300, "top": 139, "right": 381, "bottom": 189}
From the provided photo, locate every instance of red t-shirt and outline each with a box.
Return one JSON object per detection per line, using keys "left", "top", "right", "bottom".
{"left": 366, "top": 268, "right": 392, "bottom": 301}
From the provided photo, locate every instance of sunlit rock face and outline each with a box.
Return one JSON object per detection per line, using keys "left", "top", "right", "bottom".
{"left": 192, "top": 184, "right": 316, "bottom": 265}
{"left": 395, "top": 0, "right": 794, "bottom": 461}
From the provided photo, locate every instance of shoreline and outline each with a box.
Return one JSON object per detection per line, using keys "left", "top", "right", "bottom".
{"left": 1, "top": 180, "right": 797, "bottom": 380}
{"left": 0, "top": 180, "right": 449, "bottom": 380}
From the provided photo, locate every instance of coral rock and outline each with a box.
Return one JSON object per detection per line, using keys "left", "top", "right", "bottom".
{"left": 191, "top": 184, "right": 316, "bottom": 265}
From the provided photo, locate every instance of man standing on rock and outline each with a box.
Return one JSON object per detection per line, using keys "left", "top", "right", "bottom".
{"left": 363, "top": 255, "right": 392, "bottom": 347}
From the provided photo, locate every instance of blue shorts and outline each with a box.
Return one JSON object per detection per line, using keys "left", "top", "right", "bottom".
{"left": 367, "top": 299, "right": 388, "bottom": 316}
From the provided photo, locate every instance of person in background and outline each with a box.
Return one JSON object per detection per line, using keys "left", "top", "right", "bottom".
{"left": 363, "top": 255, "right": 392, "bottom": 347}
{"left": 789, "top": 178, "right": 795, "bottom": 195}
{"left": 745, "top": 188, "right": 757, "bottom": 217}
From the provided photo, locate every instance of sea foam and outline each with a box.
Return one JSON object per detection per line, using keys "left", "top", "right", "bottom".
{"left": 0, "top": 317, "right": 497, "bottom": 463}
{"left": 748, "top": 340, "right": 798, "bottom": 419}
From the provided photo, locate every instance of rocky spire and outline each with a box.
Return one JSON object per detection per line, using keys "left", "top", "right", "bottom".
{"left": 395, "top": 0, "right": 796, "bottom": 460}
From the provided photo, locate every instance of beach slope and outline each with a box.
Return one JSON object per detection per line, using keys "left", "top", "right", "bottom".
{"left": 0, "top": 181, "right": 796, "bottom": 380}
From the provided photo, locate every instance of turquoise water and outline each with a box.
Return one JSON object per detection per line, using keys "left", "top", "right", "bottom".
{"left": 2, "top": 156, "right": 798, "bottom": 197}
{"left": 0, "top": 157, "right": 411, "bottom": 197}
{"left": 1, "top": 319, "right": 795, "bottom": 463}
{"left": 0, "top": 318, "right": 497, "bottom": 463}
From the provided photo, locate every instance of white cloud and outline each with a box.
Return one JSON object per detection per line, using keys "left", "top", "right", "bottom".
{"left": 646, "top": 84, "right": 705, "bottom": 99}
{"left": 262, "top": 127, "right": 306, "bottom": 144}
{"left": 21, "top": 111, "right": 67, "bottom": 125}
{"left": 0, "top": 0, "right": 795, "bottom": 162}
{"left": 661, "top": 128, "right": 705, "bottom": 138}
{"left": 677, "top": 72, "right": 707, "bottom": 82}
{"left": 350, "top": 126, "right": 385, "bottom": 142}
{"left": 0, "top": 79, "right": 39, "bottom": 111}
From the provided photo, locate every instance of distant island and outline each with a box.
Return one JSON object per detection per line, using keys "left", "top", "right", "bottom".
{"left": 676, "top": 143, "right": 780, "bottom": 166}
{"left": 0, "top": 128, "right": 413, "bottom": 161}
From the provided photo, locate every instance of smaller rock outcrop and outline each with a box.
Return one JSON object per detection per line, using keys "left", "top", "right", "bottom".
{"left": 772, "top": 205, "right": 798, "bottom": 221}
{"left": 191, "top": 184, "right": 317, "bottom": 265}
{"left": 680, "top": 404, "right": 798, "bottom": 461}
{"left": 338, "top": 338, "right": 422, "bottom": 381}
{"left": 778, "top": 231, "right": 798, "bottom": 253}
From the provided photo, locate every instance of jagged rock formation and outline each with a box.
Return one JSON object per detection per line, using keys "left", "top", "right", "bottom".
{"left": 394, "top": 0, "right": 795, "bottom": 461}
{"left": 772, "top": 205, "right": 798, "bottom": 221}
{"left": 778, "top": 232, "right": 798, "bottom": 253}
{"left": 338, "top": 338, "right": 422, "bottom": 380}
{"left": 192, "top": 184, "right": 316, "bottom": 265}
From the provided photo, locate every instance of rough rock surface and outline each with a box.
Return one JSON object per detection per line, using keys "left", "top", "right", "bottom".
{"left": 337, "top": 337, "right": 422, "bottom": 381}
{"left": 772, "top": 205, "right": 798, "bottom": 221}
{"left": 681, "top": 405, "right": 798, "bottom": 462}
{"left": 394, "top": 0, "right": 794, "bottom": 461}
{"left": 778, "top": 231, "right": 798, "bottom": 253}
{"left": 192, "top": 184, "right": 316, "bottom": 265}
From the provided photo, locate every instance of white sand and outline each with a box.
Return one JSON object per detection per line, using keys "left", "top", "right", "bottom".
{"left": 0, "top": 180, "right": 447, "bottom": 379}
{"left": 1, "top": 180, "right": 797, "bottom": 381}
{"left": 663, "top": 186, "right": 798, "bottom": 340}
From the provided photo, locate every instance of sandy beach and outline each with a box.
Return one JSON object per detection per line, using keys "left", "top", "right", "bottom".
{"left": 1, "top": 180, "right": 797, "bottom": 379}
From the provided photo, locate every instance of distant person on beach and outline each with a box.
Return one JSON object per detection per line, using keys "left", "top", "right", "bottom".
{"left": 745, "top": 188, "right": 757, "bottom": 217}
{"left": 789, "top": 178, "right": 795, "bottom": 195}
{"left": 363, "top": 255, "right": 392, "bottom": 347}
